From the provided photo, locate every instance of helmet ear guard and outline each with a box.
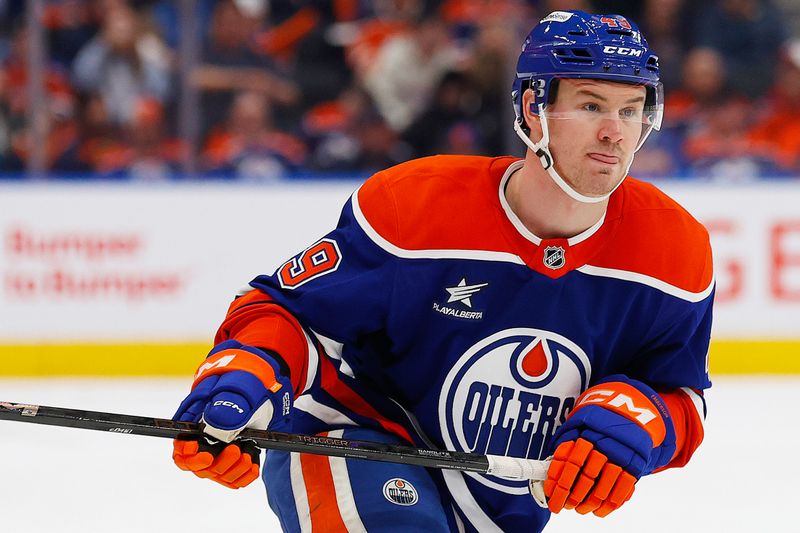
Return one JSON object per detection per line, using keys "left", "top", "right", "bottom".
{"left": 519, "top": 80, "right": 561, "bottom": 135}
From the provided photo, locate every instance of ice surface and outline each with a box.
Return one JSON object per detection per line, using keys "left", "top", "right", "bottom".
{"left": 0, "top": 377, "right": 795, "bottom": 533}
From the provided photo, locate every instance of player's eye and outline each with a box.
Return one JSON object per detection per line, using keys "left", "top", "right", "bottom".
{"left": 620, "top": 107, "right": 639, "bottom": 120}
{"left": 582, "top": 103, "right": 600, "bottom": 113}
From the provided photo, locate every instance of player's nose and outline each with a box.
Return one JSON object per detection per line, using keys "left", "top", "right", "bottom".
{"left": 597, "top": 117, "right": 624, "bottom": 144}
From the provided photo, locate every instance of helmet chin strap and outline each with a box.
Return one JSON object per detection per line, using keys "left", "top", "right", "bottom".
{"left": 513, "top": 105, "right": 633, "bottom": 204}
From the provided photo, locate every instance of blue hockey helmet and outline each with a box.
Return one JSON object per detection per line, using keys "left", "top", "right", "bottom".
{"left": 511, "top": 11, "right": 664, "bottom": 203}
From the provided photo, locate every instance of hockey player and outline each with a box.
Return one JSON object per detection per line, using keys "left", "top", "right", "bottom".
{"left": 172, "top": 10, "right": 712, "bottom": 532}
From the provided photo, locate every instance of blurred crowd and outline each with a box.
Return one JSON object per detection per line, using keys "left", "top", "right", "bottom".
{"left": 0, "top": 0, "right": 799, "bottom": 180}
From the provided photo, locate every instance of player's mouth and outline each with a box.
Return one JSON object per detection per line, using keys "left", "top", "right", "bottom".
{"left": 587, "top": 153, "right": 620, "bottom": 165}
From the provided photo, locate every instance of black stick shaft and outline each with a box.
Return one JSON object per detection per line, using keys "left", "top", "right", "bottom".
{"left": 0, "top": 401, "right": 494, "bottom": 475}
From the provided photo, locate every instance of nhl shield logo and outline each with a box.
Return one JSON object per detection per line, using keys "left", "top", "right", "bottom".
{"left": 543, "top": 246, "right": 565, "bottom": 270}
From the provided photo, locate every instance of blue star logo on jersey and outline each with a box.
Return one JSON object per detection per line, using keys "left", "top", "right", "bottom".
{"left": 438, "top": 328, "right": 592, "bottom": 495}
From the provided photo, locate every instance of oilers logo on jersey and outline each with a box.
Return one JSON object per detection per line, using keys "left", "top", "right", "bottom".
{"left": 439, "top": 328, "right": 591, "bottom": 495}
{"left": 382, "top": 478, "right": 419, "bottom": 506}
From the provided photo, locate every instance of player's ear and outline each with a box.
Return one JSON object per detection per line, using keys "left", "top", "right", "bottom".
{"left": 522, "top": 89, "right": 543, "bottom": 141}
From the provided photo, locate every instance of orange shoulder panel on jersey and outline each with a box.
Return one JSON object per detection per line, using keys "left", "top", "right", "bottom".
{"left": 655, "top": 388, "right": 705, "bottom": 471}
{"left": 356, "top": 155, "right": 520, "bottom": 251}
{"left": 214, "top": 289, "right": 310, "bottom": 395}
{"left": 589, "top": 178, "right": 714, "bottom": 296}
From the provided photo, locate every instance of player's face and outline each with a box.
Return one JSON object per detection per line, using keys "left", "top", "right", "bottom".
{"left": 545, "top": 79, "right": 646, "bottom": 198}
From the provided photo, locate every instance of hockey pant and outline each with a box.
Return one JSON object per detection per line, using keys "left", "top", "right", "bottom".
{"left": 264, "top": 427, "right": 457, "bottom": 533}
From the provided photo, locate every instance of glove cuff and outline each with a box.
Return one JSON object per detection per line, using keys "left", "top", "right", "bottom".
{"left": 193, "top": 341, "right": 285, "bottom": 394}
{"left": 573, "top": 378, "right": 666, "bottom": 447}
{"left": 574, "top": 375, "right": 677, "bottom": 473}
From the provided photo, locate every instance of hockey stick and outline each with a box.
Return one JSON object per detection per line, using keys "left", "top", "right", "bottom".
{"left": 0, "top": 401, "right": 549, "bottom": 481}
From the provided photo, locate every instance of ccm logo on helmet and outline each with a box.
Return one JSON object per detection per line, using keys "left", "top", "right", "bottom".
{"left": 602, "top": 46, "right": 643, "bottom": 57}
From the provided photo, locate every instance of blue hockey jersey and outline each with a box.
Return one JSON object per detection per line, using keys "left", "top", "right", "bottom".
{"left": 217, "top": 155, "right": 713, "bottom": 532}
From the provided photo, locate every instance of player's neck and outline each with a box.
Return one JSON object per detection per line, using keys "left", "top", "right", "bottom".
{"left": 506, "top": 156, "right": 609, "bottom": 240}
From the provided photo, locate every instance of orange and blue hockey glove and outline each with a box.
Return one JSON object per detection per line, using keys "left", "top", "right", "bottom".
{"left": 172, "top": 340, "right": 293, "bottom": 489}
{"left": 536, "top": 375, "right": 676, "bottom": 517}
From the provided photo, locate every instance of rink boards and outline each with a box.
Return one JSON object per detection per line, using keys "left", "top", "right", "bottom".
{"left": 0, "top": 180, "right": 798, "bottom": 375}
